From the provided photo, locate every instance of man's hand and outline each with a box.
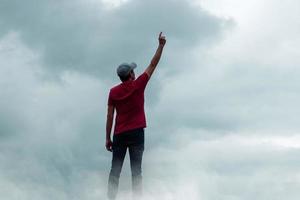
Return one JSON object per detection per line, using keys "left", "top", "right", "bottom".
{"left": 145, "top": 32, "right": 166, "bottom": 78}
{"left": 159, "top": 32, "right": 166, "bottom": 46}
{"left": 106, "top": 139, "right": 113, "bottom": 152}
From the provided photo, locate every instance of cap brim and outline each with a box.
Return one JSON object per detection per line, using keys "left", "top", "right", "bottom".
{"left": 129, "top": 62, "right": 137, "bottom": 70}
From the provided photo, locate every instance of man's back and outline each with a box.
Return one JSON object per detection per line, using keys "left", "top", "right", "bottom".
{"left": 108, "top": 72, "right": 149, "bottom": 134}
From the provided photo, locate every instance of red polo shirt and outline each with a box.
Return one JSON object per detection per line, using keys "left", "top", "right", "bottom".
{"left": 108, "top": 72, "right": 149, "bottom": 135}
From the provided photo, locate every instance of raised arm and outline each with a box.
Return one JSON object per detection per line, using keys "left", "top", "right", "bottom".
{"left": 145, "top": 32, "right": 166, "bottom": 78}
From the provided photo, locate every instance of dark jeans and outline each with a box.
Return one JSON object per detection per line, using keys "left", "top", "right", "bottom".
{"left": 107, "top": 128, "right": 144, "bottom": 200}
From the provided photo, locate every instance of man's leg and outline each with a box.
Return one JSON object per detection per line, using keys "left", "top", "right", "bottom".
{"left": 128, "top": 131, "right": 144, "bottom": 199}
{"left": 107, "top": 144, "right": 127, "bottom": 200}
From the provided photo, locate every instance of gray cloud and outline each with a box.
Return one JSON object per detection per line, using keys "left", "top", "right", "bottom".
{"left": 0, "top": 0, "right": 229, "bottom": 79}
{"left": 0, "top": 35, "right": 108, "bottom": 199}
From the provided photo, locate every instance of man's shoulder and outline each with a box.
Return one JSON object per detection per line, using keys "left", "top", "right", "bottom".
{"left": 110, "top": 83, "right": 122, "bottom": 92}
{"left": 109, "top": 81, "right": 135, "bottom": 100}
{"left": 134, "top": 72, "right": 149, "bottom": 88}
{"left": 136, "top": 72, "right": 149, "bottom": 80}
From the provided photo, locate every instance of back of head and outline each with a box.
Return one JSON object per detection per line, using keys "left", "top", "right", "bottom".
{"left": 117, "top": 62, "right": 137, "bottom": 82}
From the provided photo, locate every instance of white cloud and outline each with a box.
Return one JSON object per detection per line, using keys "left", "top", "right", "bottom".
{"left": 199, "top": 0, "right": 300, "bottom": 66}
{"left": 0, "top": 33, "right": 108, "bottom": 199}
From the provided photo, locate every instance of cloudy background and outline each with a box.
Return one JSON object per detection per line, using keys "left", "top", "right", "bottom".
{"left": 0, "top": 0, "right": 300, "bottom": 199}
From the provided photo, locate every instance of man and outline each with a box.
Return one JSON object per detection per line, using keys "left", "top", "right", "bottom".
{"left": 106, "top": 32, "right": 166, "bottom": 200}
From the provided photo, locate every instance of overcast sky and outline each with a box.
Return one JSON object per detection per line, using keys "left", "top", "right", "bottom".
{"left": 1, "top": 0, "right": 300, "bottom": 199}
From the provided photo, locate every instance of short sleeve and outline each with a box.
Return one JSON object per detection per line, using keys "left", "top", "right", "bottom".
{"left": 107, "top": 89, "right": 114, "bottom": 106}
{"left": 134, "top": 72, "right": 149, "bottom": 90}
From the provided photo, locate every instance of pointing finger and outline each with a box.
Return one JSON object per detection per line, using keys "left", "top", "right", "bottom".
{"left": 159, "top": 32, "right": 162, "bottom": 38}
